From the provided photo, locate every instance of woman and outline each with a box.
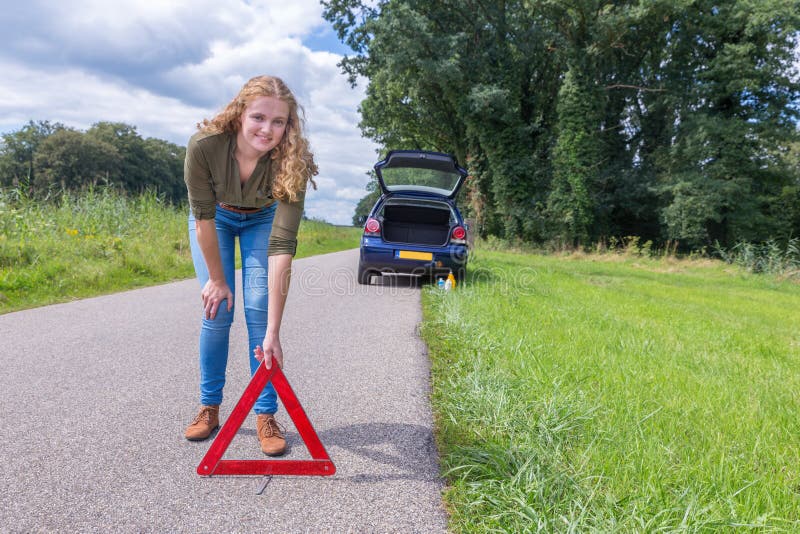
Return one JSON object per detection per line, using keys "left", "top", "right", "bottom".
{"left": 183, "top": 75, "right": 317, "bottom": 456}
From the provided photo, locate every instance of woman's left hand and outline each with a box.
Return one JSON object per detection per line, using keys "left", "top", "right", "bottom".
{"left": 254, "top": 333, "right": 283, "bottom": 369}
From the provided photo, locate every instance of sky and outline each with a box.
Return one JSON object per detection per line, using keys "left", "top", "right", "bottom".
{"left": 0, "top": 0, "right": 378, "bottom": 225}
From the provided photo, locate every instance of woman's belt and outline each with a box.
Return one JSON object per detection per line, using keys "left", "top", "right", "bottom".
{"left": 218, "top": 202, "right": 263, "bottom": 214}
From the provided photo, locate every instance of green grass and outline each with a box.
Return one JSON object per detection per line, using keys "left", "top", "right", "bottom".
{"left": 295, "top": 218, "right": 362, "bottom": 258}
{"left": 0, "top": 188, "right": 361, "bottom": 314}
{"left": 422, "top": 249, "right": 800, "bottom": 531}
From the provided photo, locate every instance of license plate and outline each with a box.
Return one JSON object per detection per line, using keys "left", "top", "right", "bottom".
{"left": 396, "top": 250, "right": 433, "bottom": 261}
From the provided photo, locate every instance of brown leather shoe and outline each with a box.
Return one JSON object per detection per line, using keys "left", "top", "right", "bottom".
{"left": 184, "top": 405, "right": 219, "bottom": 441}
{"left": 256, "top": 414, "right": 286, "bottom": 456}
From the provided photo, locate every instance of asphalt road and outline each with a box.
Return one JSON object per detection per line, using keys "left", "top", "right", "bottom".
{"left": 0, "top": 248, "right": 448, "bottom": 533}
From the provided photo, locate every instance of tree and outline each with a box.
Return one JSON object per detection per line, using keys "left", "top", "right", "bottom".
{"left": 0, "top": 121, "right": 62, "bottom": 188}
{"left": 1, "top": 120, "right": 187, "bottom": 202}
{"left": 88, "top": 123, "right": 187, "bottom": 202}
{"left": 547, "top": 67, "right": 601, "bottom": 245}
{"left": 33, "top": 128, "right": 120, "bottom": 191}
{"left": 655, "top": 0, "right": 800, "bottom": 248}
{"left": 325, "top": 0, "right": 563, "bottom": 240}
{"left": 143, "top": 137, "right": 186, "bottom": 203}
{"left": 351, "top": 171, "right": 382, "bottom": 226}
{"left": 326, "top": 0, "right": 800, "bottom": 249}
{"left": 87, "top": 122, "right": 151, "bottom": 192}
{"left": 780, "top": 141, "right": 800, "bottom": 238}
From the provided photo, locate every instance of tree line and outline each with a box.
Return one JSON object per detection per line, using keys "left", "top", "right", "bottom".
{"left": 0, "top": 121, "right": 187, "bottom": 203}
{"left": 325, "top": 0, "right": 800, "bottom": 250}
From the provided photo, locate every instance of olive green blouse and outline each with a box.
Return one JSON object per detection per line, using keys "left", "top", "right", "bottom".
{"left": 184, "top": 131, "right": 305, "bottom": 256}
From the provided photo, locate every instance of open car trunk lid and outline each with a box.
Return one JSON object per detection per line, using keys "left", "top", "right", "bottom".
{"left": 374, "top": 150, "right": 467, "bottom": 199}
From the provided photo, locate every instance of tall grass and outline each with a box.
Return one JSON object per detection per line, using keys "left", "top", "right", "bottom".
{"left": 715, "top": 239, "right": 800, "bottom": 279}
{"left": 0, "top": 187, "right": 361, "bottom": 314}
{"left": 0, "top": 186, "right": 191, "bottom": 313}
{"left": 422, "top": 250, "right": 800, "bottom": 531}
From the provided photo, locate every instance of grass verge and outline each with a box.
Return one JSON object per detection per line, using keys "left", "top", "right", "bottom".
{"left": 421, "top": 249, "right": 800, "bottom": 531}
{"left": 0, "top": 188, "right": 361, "bottom": 314}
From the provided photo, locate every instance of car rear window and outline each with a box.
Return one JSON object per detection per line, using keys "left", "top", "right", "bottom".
{"left": 380, "top": 167, "right": 462, "bottom": 196}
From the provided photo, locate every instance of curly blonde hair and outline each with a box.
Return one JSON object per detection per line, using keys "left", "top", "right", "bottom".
{"left": 198, "top": 75, "right": 318, "bottom": 202}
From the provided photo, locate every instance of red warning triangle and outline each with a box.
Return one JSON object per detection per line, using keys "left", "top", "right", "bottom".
{"left": 197, "top": 357, "right": 336, "bottom": 477}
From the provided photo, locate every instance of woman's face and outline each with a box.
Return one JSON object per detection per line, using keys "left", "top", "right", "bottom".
{"left": 237, "top": 96, "right": 290, "bottom": 158}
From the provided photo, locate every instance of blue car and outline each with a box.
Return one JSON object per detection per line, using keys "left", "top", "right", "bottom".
{"left": 358, "top": 150, "right": 470, "bottom": 285}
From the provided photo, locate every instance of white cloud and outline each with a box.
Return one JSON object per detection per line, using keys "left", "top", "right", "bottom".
{"left": 0, "top": 0, "right": 378, "bottom": 225}
{"left": 0, "top": 59, "right": 205, "bottom": 143}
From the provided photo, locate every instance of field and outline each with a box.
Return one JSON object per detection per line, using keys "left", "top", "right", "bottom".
{"left": 422, "top": 249, "right": 800, "bottom": 531}
{"left": 0, "top": 188, "right": 361, "bottom": 314}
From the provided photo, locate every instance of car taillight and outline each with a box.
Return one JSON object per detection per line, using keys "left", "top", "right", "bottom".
{"left": 451, "top": 225, "right": 466, "bottom": 243}
{"left": 364, "top": 217, "right": 381, "bottom": 236}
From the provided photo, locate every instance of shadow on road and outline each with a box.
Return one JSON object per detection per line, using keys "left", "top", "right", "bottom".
{"left": 231, "top": 423, "right": 439, "bottom": 482}
{"left": 320, "top": 422, "right": 441, "bottom": 483}
{"left": 235, "top": 422, "right": 441, "bottom": 483}
{"left": 371, "top": 275, "right": 426, "bottom": 289}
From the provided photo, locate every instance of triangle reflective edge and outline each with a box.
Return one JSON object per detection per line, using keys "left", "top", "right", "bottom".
{"left": 196, "top": 357, "right": 335, "bottom": 477}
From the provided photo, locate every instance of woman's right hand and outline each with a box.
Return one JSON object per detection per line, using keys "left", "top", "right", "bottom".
{"left": 201, "top": 278, "right": 233, "bottom": 320}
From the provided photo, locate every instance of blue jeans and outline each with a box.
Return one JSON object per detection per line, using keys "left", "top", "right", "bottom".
{"left": 188, "top": 203, "right": 278, "bottom": 414}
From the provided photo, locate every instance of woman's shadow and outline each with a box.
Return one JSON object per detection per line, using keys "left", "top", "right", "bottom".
{"left": 239, "top": 421, "right": 442, "bottom": 483}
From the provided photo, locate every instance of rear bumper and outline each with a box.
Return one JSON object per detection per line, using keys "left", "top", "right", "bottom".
{"left": 360, "top": 239, "right": 468, "bottom": 275}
